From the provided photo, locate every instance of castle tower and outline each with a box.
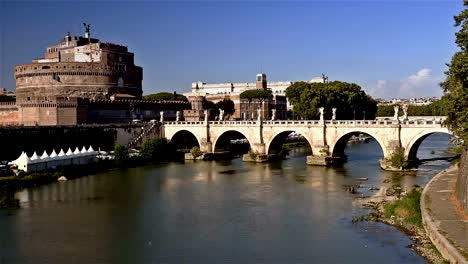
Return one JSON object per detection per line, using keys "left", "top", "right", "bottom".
{"left": 256, "top": 73, "right": 267, "bottom": 90}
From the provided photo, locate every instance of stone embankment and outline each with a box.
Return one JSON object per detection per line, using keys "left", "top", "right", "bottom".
{"left": 421, "top": 165, "right": 468, "bottom": 263}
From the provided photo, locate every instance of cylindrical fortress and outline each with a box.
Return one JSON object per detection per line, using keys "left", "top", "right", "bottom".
{"left": 15, "top": 62, "right": 142, "bottom": 103}
{"left": 14, "top": 33, "right": 143, "bottom": 103}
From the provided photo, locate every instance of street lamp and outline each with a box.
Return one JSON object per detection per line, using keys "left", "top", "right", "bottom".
{"left": 353, "top": 110, "right": 355, "bottom": 120}
{"left": 363, "top": 110, "right": 366, "bottom": 120}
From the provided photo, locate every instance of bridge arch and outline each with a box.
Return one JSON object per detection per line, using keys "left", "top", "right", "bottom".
{"left": 404, "top": 128, "right": 452, "bottom": 160}
{"left": 330, "top": 130, "right": 386, "bottom": 158}
{"left": 212, "top": 129, "right": 254, "bottom": 153}
{"left": 166, "top": 130, "right": 201, "bottom": 150}
{"left": 265, "top": 129, "right": 313, "bottom": 155}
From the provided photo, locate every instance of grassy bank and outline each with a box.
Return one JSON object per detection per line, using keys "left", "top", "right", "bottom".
{"left": 383, "top": 189, "right": 422, "bottom": 227}
{"left": 358, "top": 188, "right": 448, "bottom": 264}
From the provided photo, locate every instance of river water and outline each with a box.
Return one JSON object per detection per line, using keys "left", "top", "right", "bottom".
{"left": 0, "top": 134, "right": 452, "bottom": 263}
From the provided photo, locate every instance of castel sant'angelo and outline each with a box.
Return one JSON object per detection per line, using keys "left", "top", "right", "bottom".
{"left": 15, "top": 24, "right": 143, "bottom": 102}
{"left": 0, "top": 25, "right": 188, "bottom": 126}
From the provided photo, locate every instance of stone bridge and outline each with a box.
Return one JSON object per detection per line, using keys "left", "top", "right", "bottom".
{"left": 162, "top": 117, "right": 450, "bottom": 167}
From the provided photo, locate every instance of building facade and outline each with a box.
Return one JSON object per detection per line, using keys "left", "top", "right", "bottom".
{"left": 183, "top": 73, "right": 320, "bottom": 120}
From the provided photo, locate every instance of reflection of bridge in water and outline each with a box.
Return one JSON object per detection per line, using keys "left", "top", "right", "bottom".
{"left": 162, "top": 117, "right": 451, "bottom": 167}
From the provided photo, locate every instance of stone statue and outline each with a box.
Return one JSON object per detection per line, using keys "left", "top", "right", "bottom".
{"left": 332, "top": 108, "right": 337, "bottom": 120}
{"left": 257, "top": 108, "right": 262, "bottom": 122}
{"left": 176, "top": 111, "right": 180, "bottom": 122}
{"left": 402, "top": 104, "right": 408, "bottom": 120}
{"left": 219, "top": 109, "right": 224, "bottom": 121}
{"left": 159, "top": 111, "right": 164, "bottom": 123}
{"left": 319, "top": 107, "right": 325, "bottom": 121}
{"left": 393, "top": 105, "right": 399, "bottom": 121}
{"left": 271, "top": 109, "right": 276, "bottom": 121}
{"left": 204, "top": 110, "right": 209, "bottom": 122}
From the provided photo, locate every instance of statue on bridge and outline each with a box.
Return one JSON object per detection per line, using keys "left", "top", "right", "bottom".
{"left": 402, "top": 104, "right": 408, "bottom": 121}
{"left": 393, "top": 105, "right": 399, "bottom": 121}
{"left": 332, "top": 108, "right": 336, "bottom": 121}
{"left": 176, "top": 111, "right": 180, "bottom": 122}
{"left": 257, "top": 108, "right": 262, "bottom": 122}
{"left": 319, "top": 107, "right": 325, "bottom": 121}
{"left": 219, "top": 109, "right": 224, "bottom": 121}
{"left": 271, "top": 109, "right": 276, "bottom": 121}
{"left": 204, "top": 110, "right": 209, "bottom": 122}
{"left": 160, "top": 111, "right": 164, "bottom": 123}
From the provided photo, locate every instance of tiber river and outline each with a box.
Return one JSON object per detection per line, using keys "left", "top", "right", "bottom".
{"left": 0, "top": 134, "right": 452, "bottom": 263}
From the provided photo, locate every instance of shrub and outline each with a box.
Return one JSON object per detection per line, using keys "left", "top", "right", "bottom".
{"left": 248, "top": 149, "right": 258, "bottom": 159}
{"left": 190, "top": 146, "right": 202, "bottom": 158}
{"left": 389, "top": 147, "right": 409, "bottom": 169}
{"left": 114, "top": 144, "right": 129, "bottom": 167}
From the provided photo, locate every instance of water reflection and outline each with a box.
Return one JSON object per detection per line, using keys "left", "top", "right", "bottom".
{"left": 0, "top": 134, "right": 451, "bottom": 263}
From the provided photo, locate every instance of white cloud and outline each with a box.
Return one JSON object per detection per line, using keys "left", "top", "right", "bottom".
{"left": 366, "top": 80, "right": 388, "bottom": 99}
{"left": 363, "top": 68, "right": 443, "bottom": 99}
{"left": 399, "top": 68, "right": 440, "bottom": 98}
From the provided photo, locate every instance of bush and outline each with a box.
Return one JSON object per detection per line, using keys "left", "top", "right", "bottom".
{"left": 114, "top": 144, "right": 129, "bottom": 167}
{"left": 140, "top": 137, "right": 176, "bottom": 161}
{"left": 248, "top": 149, "right": 258, "bottom": 159}
{"left": 389, "top": 147, "right": 409, "bottom": 169}
{"left": 190, "top": 146, "right": 202, "bottom": 158}
{"left": 383, "top": 189, "right": 422, "bottom": 227}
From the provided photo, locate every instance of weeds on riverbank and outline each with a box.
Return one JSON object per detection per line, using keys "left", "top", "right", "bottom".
{"left": 383, "top": 189, "right": 422, "bottom": 227}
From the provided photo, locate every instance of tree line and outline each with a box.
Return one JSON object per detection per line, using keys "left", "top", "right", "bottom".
{"left": 376, "top": 100, "right": 447, "bottom": 117}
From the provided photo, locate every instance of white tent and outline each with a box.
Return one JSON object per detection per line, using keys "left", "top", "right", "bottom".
{"left": 8, "top": 146, "right": 98, "bottom": 173}
{"left": 66, "top": 148, "right": 73, "bottom": 156}
{"left": 8, "top": 152, "right": 31, "bottom": 172}
{"left": 30, "top": 152, "right": 39, "bottom": 161}
{"left": 40, "top": 151, "right": 49, "bottom": 159}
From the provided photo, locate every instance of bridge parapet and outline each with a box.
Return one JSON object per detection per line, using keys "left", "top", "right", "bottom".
{"left": 164, "top": 119, "right": 445, "bottom": 127}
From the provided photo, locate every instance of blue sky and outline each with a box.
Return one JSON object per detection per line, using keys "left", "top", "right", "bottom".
{"left": 0, "top": 1, "right": 462, "bottom": 99}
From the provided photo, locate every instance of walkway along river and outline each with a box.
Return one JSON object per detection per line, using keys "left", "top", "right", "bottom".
{"left": 0, "top": 134, "right": 452, "bottom": 263}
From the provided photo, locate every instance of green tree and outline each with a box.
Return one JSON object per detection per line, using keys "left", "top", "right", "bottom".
{"left": 143, "top": 92, "right": 188, "bottom": 102}
{"left": 140, "top": 137, "right": 176, "bottom": 161}
{"left": 201, "top": 98, "right": 217, "bottom": 120}
{"left": 285, "top": 81, "right": 377, "bottom": 120}
{"left": 114, "top": 144, "right": 129, "bottom": 167}
{"left": 285, "top": 81, "right": 309, "bottom": 105}
{"left": 215, "top": 99, "right": 235, "bottom": 117}
{"left": 240, "top": 89, "right": 273, "bottom": 101}
{"left": 441, "top": 2, "right": 468, "bottom": 143}
{"left": 376, "top": 105, "right": 395, "bottom": 117}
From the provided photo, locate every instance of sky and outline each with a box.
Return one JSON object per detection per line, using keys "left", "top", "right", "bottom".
{"left": 0, "top": 1, "right": 463, "bottom": 99}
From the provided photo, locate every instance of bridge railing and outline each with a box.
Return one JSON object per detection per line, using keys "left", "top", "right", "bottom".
{"left": 163, "top": 118, "right": 446, "bottom": 126}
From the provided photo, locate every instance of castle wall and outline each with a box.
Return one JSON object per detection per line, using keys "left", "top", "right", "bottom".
{"left": 0, "top": 102, "right": 19, "bottom": 126}
{"left": 15, "top": 62, "right": 143, "bottom": 102}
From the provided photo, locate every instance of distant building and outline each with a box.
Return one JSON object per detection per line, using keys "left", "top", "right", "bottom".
{"left": 183, "top": 73, "right": 322, "bottom": 120}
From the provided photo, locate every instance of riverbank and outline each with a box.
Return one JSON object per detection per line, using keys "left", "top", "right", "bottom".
{"left": 421, "top": 165, "right": 468, "bottom": 263}
{"left": 0, "top": 159, "right": 116, "bottom": 209}
{"left": 358, "top": 187, "right": 448, "bottom": 263}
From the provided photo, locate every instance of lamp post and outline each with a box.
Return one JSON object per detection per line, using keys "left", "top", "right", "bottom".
{"left": 353, "top": 110, "right": 355, "bottom": 120}
{"left": 363, "top": 110, "right": 366, "bottom": 120}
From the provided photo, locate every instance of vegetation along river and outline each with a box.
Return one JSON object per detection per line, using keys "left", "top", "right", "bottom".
{"left": 0, "top": 134, "right": 452, "bottom": 263}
